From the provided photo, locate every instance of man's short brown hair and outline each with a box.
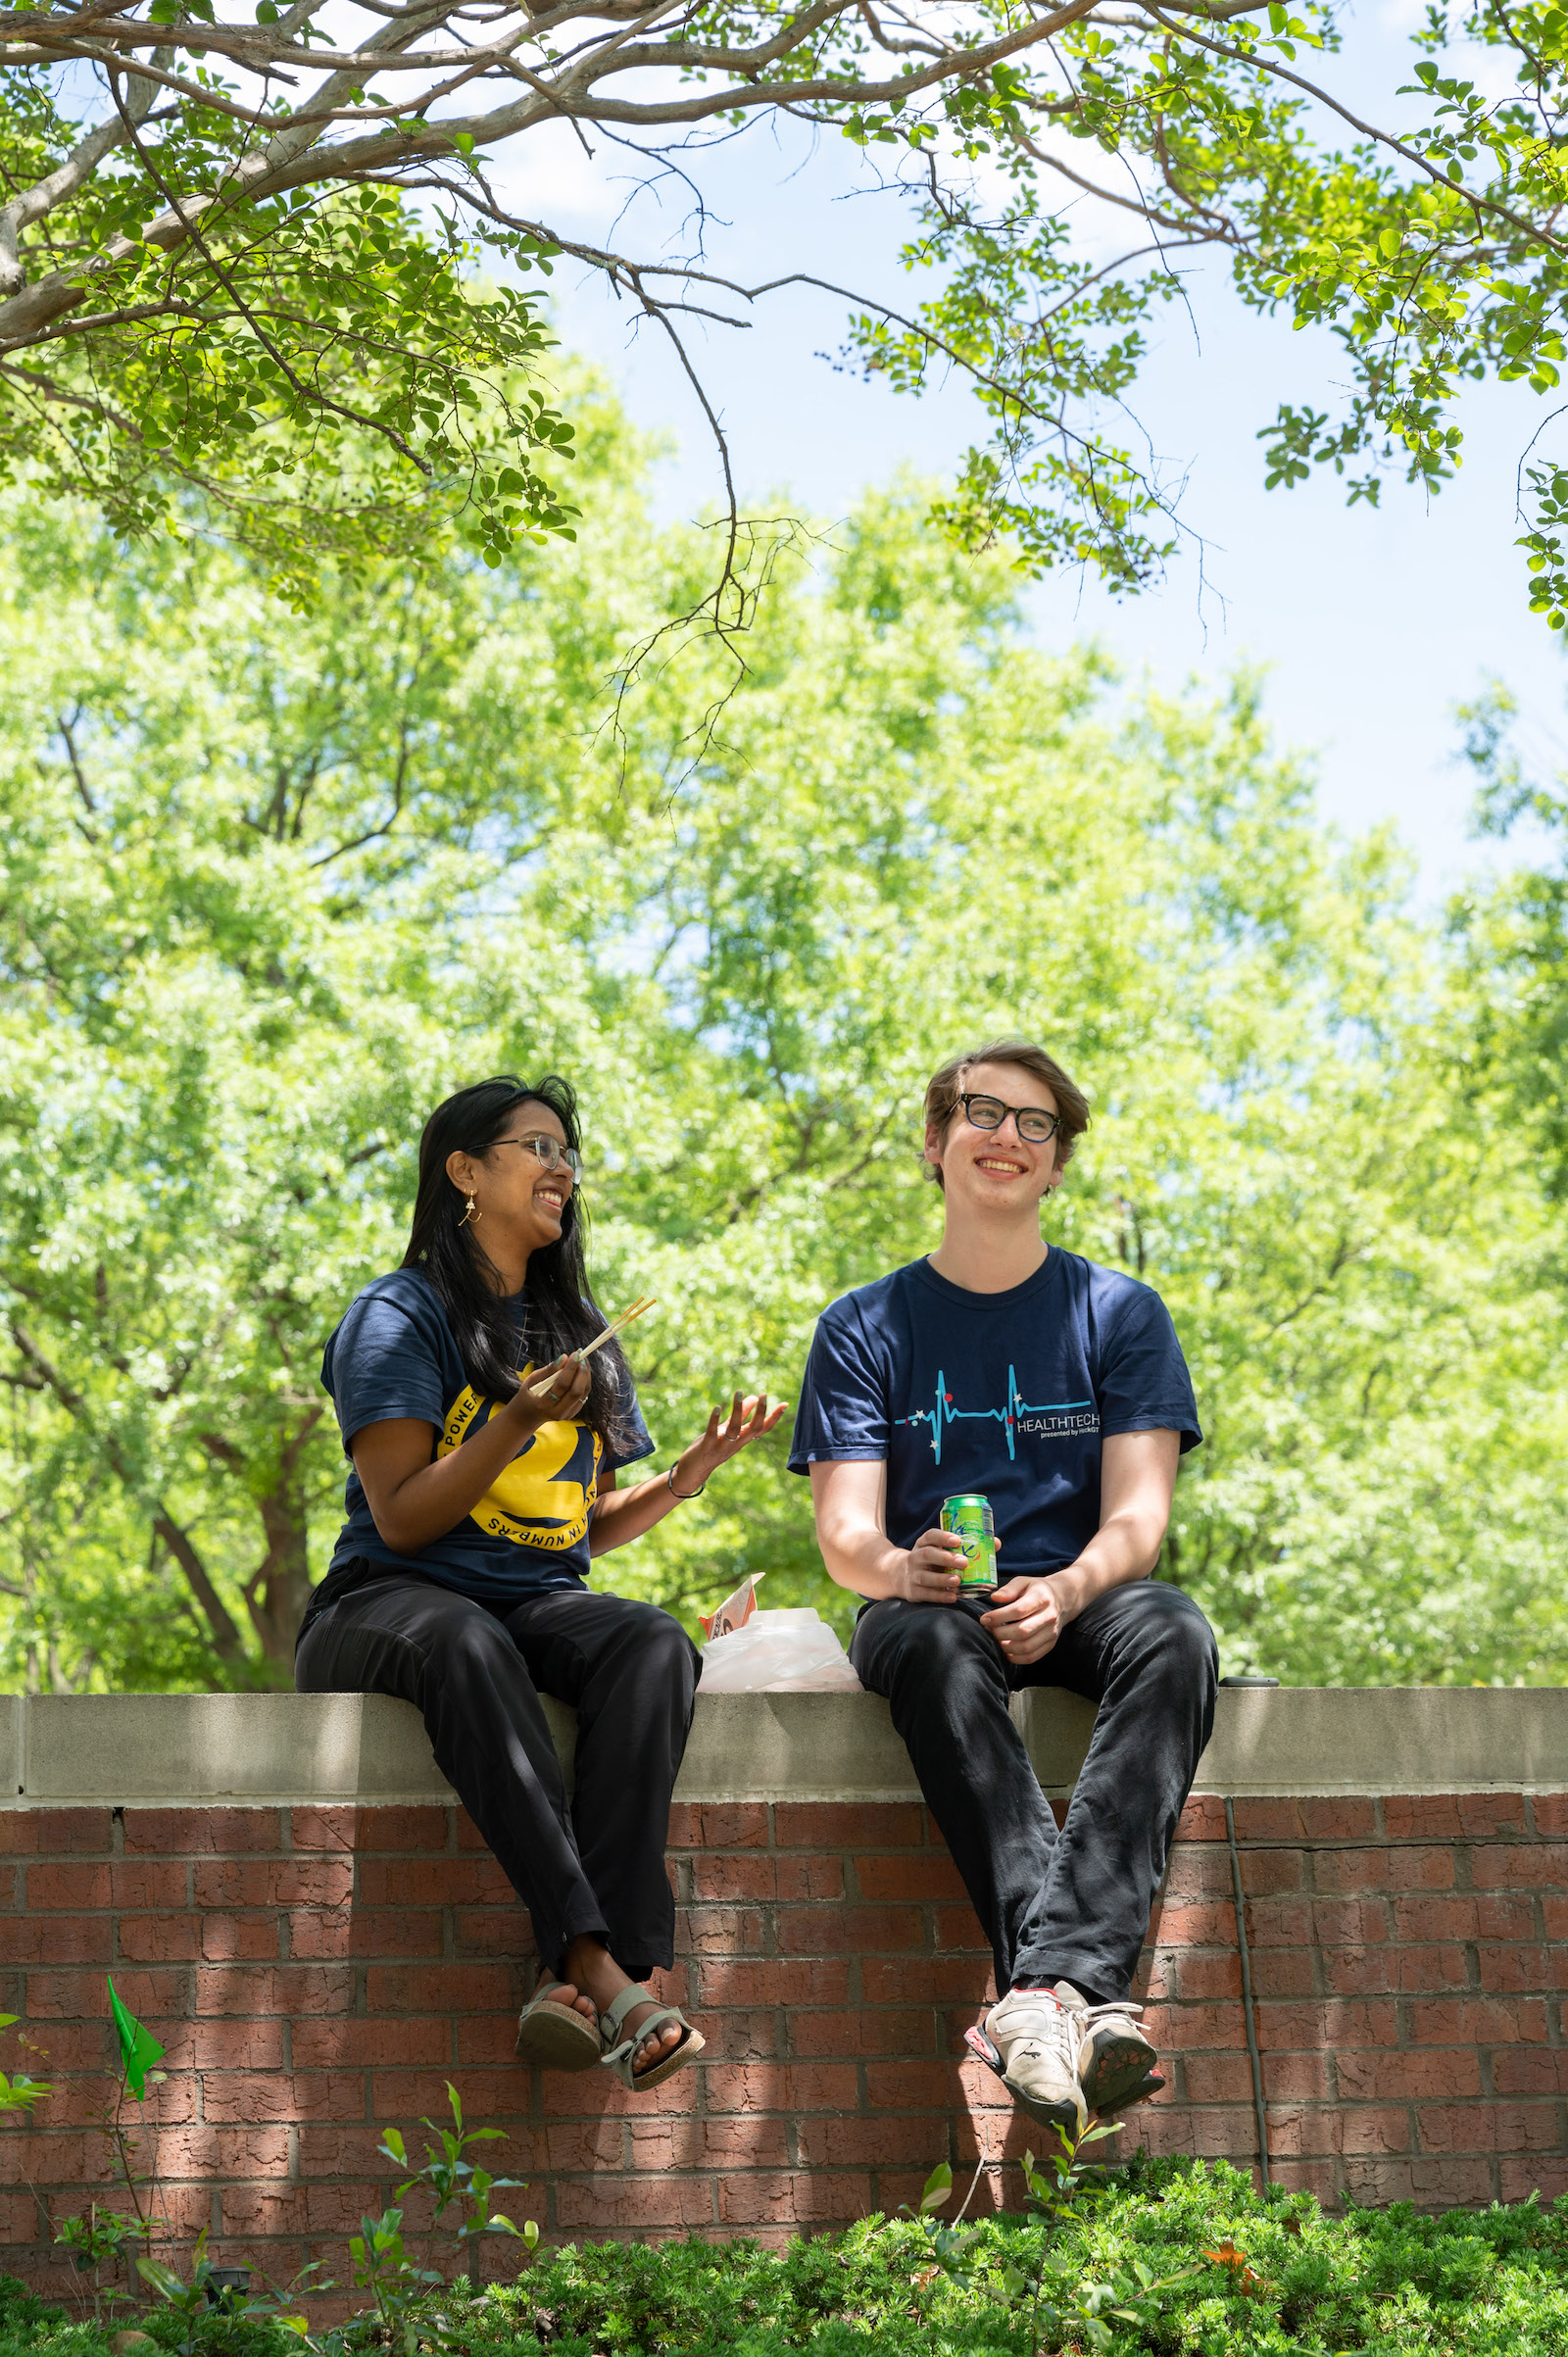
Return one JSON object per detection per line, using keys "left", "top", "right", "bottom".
{"left": 922, "top": 1039, "right": 1091, "bottom": 1189}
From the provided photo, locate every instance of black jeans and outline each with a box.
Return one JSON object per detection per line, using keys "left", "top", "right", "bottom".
{"left": 850, "top": 1580, "right": 1217, "bottom": 2004}
{"left": 295, "top": 1571, "right": 701, "bottom": 1981}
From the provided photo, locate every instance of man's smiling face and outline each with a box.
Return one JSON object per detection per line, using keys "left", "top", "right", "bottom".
{"left": 924, "top": 1057, "right": 1062, "bottom": 1220}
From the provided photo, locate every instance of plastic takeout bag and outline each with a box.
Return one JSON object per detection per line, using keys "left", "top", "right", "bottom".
{"left": 699, "top": 1607, "right": 861, "bottom": 1694}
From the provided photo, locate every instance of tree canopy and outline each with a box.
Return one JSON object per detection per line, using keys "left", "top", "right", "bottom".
{"left": 5, "top": 375, "right": 1568, "bottom": 1693}
{"left": 9, "top": 0, "right": 1568, "bottom": 613}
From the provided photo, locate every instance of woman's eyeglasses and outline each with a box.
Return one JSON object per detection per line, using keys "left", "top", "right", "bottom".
{"left": 957, "top": 1093, "right": 1062, "bottom": 1146}
{"left": 493, "top": 1134, "right": 584, "bottom": 1182}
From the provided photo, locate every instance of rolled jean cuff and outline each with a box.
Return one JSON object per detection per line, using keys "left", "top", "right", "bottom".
{"left": 1008, "top": 1951, "right": 1129, "bottom": 2006}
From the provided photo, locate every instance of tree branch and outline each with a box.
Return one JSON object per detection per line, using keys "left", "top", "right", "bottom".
{"left": 151, "top": 1512, "right": 247, "bottom": 1661}
{"left": 0, "top": 0, "right": 1111, "bottom": 350}
{"left": 1142, "top": 3, "right": 1568, "bottom": 259}
{"left": 105, "top": 67, "right": 434, "bottom": 475}
{"left": 5, "top": 1318, "right": 247, "bottom": 1661}
{"left": 56, "top": 709, "right": 98, "bottom": 838}
{"left": 0, "top": 77, "right": 162, "bottom": 295}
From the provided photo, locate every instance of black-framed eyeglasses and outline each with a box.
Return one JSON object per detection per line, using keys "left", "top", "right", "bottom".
{"left": 958, "top": 1093, "right": 1062, "bottom": 1146}
{"left": 493, "top": 1134, "right": 583, "bottom": 1182}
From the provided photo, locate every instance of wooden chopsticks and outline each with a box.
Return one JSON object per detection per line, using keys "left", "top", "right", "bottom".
{"left": 573, "top": 1295, "right": 657, "bottom": 1363}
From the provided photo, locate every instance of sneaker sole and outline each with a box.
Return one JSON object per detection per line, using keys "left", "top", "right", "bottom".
{"left": 1081, "top": 2030, "right": 1159, "bottom": 2115}
{"left": 1002, "top": 2072, "right": 1087, "bottom": 2139}
{"left": 1094, "top": 2070, "right": 1165, "bottom": 2119}
{"left": 964, "top": 2024, "right": 1087, "bottom": 2140}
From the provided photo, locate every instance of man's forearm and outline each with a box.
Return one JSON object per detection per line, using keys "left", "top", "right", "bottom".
{"left": 1052, "top": 1505, "right": 1167, "bottom": 1620}
{"left": 809, "top": 1460, "right": 966, "bottom": 1606}
{"left": 818, "top": 1524, "right": 909, "bottom": 1599}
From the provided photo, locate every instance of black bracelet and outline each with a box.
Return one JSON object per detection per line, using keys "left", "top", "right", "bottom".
{"left": 667, "top": 1465, "right": 708, "bottom": 1501}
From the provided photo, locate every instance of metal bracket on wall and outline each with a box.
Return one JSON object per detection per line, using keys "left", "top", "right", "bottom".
{"left": 1225, "top": 1792, "right": 1271, "bottom": 2189}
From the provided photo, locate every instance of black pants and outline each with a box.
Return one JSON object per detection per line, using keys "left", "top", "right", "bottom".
{"left": 850, "top": 1580, "right": 1217, "bottom": 2004}
{"left": 295, "top": 1573, "right": 701, "bottom": 1981}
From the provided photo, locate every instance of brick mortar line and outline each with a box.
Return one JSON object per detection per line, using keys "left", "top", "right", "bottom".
{"left": 11, "top": 1830, "right": 1564, "bottom": 1873}
{"left": 1220, "top": 1835, "right": 1545, "bottom": 1846}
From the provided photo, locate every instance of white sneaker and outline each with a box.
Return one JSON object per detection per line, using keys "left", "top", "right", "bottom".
{"left": 982, "top": 1983, "right": 1088, "bottom": 2137}
{"left": 982, "top": 1981, "right": 1162, "bottom": 2132}
{"left": 1052, "top": 1982, "right": 1159, "bottom": 2114}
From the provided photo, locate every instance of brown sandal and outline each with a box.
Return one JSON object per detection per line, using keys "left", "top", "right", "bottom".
{"left": 598, "top": 1984, "right": 705, "bottom": 2091}
{"left": 514, "top": 1972, "right": 601, "bottom": 2072}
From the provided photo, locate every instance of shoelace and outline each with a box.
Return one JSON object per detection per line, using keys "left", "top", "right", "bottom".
{"left": 1078, "top": 2000, "right": 1147, "bottom": 2031}
{"left": 993, "top": 1990, "right": 1083, "bottom": 2070}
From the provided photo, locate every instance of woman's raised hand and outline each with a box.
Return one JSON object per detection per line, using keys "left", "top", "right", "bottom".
{"left": 674, "top": 1393, "right": 786, "bottom": 1494}
{"left": 507, "top": 1353, "right": 592, "bottom": 1437}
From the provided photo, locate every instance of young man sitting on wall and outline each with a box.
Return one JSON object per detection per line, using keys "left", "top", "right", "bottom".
{"left": 788, "top": 1040, "right": 1217, "bottom": 2136}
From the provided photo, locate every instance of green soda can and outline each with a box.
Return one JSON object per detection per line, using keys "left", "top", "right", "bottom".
{"left": 941, "top": 1494, "right": 997, "bottom": 1596}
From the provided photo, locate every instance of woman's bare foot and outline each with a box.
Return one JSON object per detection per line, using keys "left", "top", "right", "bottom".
{"left": 536, "top": 1970, "right": 597, "bottom": 2025}
{"left": 616, "top": 1997, "right": 683, "bottom": 2075}
{"left": 561, "top": 1938, "right": 685, "bottom": 2076}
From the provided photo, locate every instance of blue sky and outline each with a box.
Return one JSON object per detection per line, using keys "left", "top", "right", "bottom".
{"left": 487, "top": 5, "right": 1568, "bottom": 898}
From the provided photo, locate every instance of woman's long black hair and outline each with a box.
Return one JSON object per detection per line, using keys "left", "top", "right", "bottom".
{"left": 402, "top": 1075, "right": 638, "bottom": 1456}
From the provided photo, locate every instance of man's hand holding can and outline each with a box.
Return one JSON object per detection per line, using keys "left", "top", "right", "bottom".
{"left": 941, "top": 1494, "right": 998, "bottom": 1596}
{"left": 897, "top": 1526, "right": 966, "bottom": 1602}
{"left": 892, "top": 1496, "right": 1004, "bottom": 1606}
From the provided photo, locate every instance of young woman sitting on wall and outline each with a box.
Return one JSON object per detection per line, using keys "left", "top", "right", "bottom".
{"left": 296, "top": 1074, "right": 782, "bottom": 2090}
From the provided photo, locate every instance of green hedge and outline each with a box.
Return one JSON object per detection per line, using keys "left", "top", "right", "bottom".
{"left": 7, "top": 2159, "right": 1568, "bottom": 2356}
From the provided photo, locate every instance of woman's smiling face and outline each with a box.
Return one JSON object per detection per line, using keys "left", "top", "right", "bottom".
{"left": 491, "top": 1102, "right": 574, "bottom": 1244}
{"left": 924, "top": 1058, "right": 1062, "bottom": 1219}
{"left": 446, "top": 1099, "right": 577, "bottom": 1262}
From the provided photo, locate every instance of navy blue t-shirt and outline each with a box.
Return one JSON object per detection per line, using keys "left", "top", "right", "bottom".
{"left": 319, "top": 1269, "right": 653, "bottom": 1606}
{"left": 788, "top": 1252, "right": 1200, "bottom": 1576}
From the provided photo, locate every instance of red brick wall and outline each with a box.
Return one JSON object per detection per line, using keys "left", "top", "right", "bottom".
{"left": 2, "top": 1791, "right": 1565, "bottom": 2300}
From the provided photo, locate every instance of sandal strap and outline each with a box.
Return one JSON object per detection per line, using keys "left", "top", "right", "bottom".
{"left": 600, "top": 1994, "right": 692, "bottom": 2074}
{"left": 519, "top": 1974, "right": 597, "bottom": 2029}
{"left": 521, "top": 1974, "right": 565, "bottom": 2016}
{"left": 599, "top": 1982, "right": 656, "bottom": 2043}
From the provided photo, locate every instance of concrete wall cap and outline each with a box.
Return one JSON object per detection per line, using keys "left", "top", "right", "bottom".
{"left": 1, "top": 1685, "right": 1565, "bottom": 1804}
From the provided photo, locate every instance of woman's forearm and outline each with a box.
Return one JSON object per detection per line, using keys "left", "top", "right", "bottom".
{"left": 589, "top": 1476, "right": 678, "bottom": 1554}
{"left": 592, "top": 1483, "right": 912, "bottom": 1582}
{"left": 589, "top": 1396, "right": 787, "bottom": 1558}
{"left": 589, "top": 1444, "right": 707, "bottom": 1555}
{"left": 354, "top": 1361, "right": 595, "bottom": 1556}
{"left": 359, "top": 1410, "right": 534, "bottom": 1555}
{"left": 587, "top": 1480, "right": 678, "bottom": 1555}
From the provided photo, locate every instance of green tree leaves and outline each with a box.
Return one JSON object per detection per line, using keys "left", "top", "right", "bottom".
{"left": 1, "top": 75, "right": 576, "bottom": 597}
{"left": 12, "top": 0, "right": 1568, "bottom": 612}
{"left": 6, "top": 411, "right": 1568, "bottom": 1689}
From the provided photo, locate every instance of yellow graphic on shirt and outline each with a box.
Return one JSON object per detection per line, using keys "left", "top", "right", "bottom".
{"left": 437, "top": 1364, "right": 602, "bottom": 1550}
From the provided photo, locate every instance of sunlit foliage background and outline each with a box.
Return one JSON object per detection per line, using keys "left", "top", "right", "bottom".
{"left": 5, "top": 368, "right": 1568, "bottom": 1692}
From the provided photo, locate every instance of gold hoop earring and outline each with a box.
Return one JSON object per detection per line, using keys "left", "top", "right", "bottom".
{"left": 460, "top": 1193, "right": 480, "bottom": 1228}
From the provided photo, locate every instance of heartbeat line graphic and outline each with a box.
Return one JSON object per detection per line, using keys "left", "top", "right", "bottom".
{"left": 896, "top": 1368, "right": 1095, "bottom": 1462}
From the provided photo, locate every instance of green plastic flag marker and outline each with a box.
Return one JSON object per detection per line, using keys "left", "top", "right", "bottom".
{"left": 107, "top": 1977, "right": 166, "bottom": 2099}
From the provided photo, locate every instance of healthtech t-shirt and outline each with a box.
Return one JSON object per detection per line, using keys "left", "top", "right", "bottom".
{"left": 318, "top": 1268, "right": 653, "bottom": 1606}
{"left": 787, "top": 1252, "right": 1200, "bottom": 1577}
